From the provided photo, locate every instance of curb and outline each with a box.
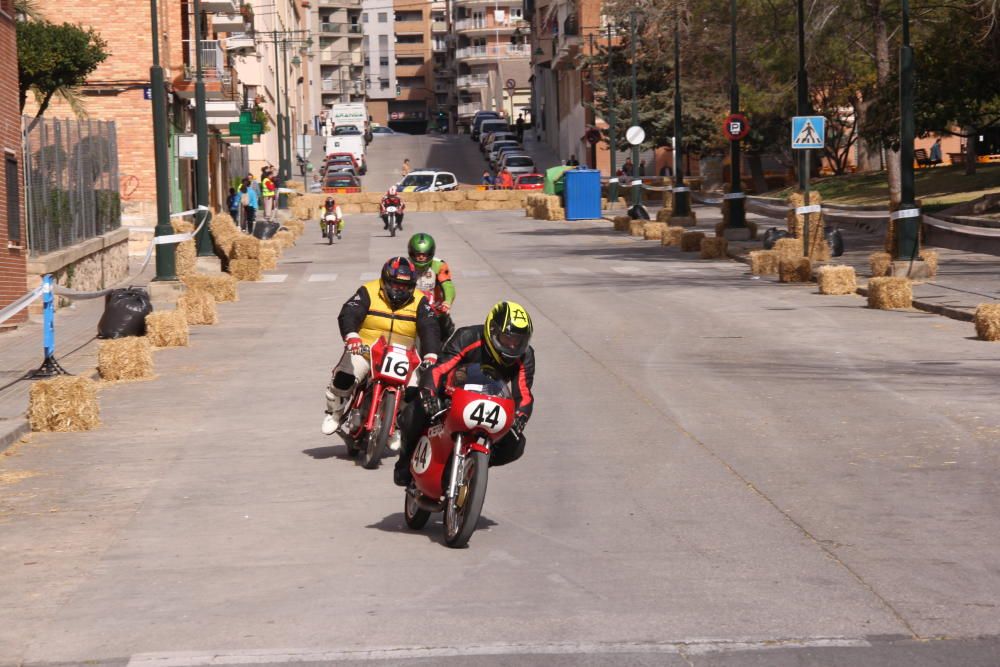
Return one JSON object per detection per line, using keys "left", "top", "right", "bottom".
{"left": 854, "top": 285, "right": 975, "bottom": 322}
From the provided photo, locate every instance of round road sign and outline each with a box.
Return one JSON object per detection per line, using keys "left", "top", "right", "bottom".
{"left": 626, "top": 125, "right": 645, "bottom": 146}
{"left": 723, "top": 113, "right": 750, "bottom": 141}
{"left": 505, "top": 78, "right": 516, "bottom": 90}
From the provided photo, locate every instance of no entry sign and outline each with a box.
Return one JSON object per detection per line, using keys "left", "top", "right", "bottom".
{"left": 723, "top": 113, "right": 750, "bottom": 141}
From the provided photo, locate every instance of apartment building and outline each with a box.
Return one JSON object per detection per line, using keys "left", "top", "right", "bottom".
{"left": 315, "top": 0, "right": 365, "bottom": 110}
{"left": 0, "top": 0, "right": 27, "bottom": 320}
{"left": 451, "top": 0, "right": 531, "bottom": 131}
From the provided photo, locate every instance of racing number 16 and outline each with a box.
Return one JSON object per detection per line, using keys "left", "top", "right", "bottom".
{"left": 382, "top": 352, "right": 409, "bottom": 378}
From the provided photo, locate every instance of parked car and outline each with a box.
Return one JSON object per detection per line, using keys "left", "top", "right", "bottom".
{"left": 398, "top": 170, "right": 458, "bottom": 192}
{"left": 493, "top": 144, "right": 525, "bottom": 169}
{"left": 324, "top": 164, "right": 360, "bottom": 180}
{"left": 498, "top": 153, "right": 536, "bottom": 177}
{"left": 483, "top": 131, "right": 516, "bottom": 154}
{"left": 322, "top": 172, "right": 362, "bottom": 193}
{"left": 489, "top": 141, "right": 522, "bottom": 168}
{"left": 514, "top": 173, "right": 544, "bottom": 190}
{"left": 471, "top": 111, "right": 502, "bottom": 141}
{"left": 324, "top": 151, "right": 365, "bottom": 175}
{"left": 371, "top": 124, "right": 398, "bottom": 135}
{"left": 478, "top": 120, "right": 510, "bottom": 150}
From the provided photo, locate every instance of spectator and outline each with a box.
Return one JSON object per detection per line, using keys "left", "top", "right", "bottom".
{"left": 515, "top": 114, "right": 526, "bottom": 142}
{"left": 246, "top": 173, "right": 260, "bottom": 198}
{"left": 639, "top": 159, "right": 646, "bottom": 177}
{"left": 227, "top": 187, "right": 241, "bottom": 224}
{"left": 402, "top": 158, "right": 412, "bottom": 178}
{"left": 660, "top": 164, "right": 673, "bottom": 178}
{"left": 481, "top": 170, "right": 495, "bottom": 187}
{"left": 261, "top": 168, "right": 276, "bottom": 220}
{"left": 566, "top": 154, "right": 580, "bottom": 166}
{"left": 242, "top": 179, "right": 258, "bottom": 234}
{"left": 621, "top": 157, "right": 634, "bottom": 177}
{"left": 930, "top": 138, "right": 943, "bottom": 165}
{"left": 499, "top": 168, "right": 514, "bottom": 190}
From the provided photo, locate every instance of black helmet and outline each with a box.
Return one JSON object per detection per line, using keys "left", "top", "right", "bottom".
{"left": 483, "top": 301, "right": 533, "bottom": 367}
{"left": 380, "top": 256, "right": 417, "bottom": 310}
{"left": 407, "top": 233, "right": 435, "bottom": 271}
{"left": 325, "top": 196, "right": 335, "bottom": 206}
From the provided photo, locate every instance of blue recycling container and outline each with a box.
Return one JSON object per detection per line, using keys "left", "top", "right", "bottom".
{"left": 563, "top": 169, "right": 602, "bottom": 220}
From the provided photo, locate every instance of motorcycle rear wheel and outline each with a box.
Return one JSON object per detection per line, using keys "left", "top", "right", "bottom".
{"left": 404, "top": 488, "right": 431, "bottom": 529}
{"left": 327, "top": 225, "right": 334, "bottom": 245}
{"left": 444, "top": 450, "right": 489, "bottom": 548}
{"left": 361, "top": 391, "right": 394, "bottom": 469}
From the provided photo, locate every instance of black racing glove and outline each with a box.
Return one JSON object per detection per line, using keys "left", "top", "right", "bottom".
{"left": 421, "top": 391, "right": 442, "bottom": 418}
{"left": 512, "top": 412, "right": 528, "bottom": 436}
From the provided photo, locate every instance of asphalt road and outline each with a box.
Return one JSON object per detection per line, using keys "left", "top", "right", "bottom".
{"left": 2, "top": 141, "right": 1000, "bottom": 666}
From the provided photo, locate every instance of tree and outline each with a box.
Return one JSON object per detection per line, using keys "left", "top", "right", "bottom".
{"left": 17, "top": 19, "right": 108, "bottom": 132}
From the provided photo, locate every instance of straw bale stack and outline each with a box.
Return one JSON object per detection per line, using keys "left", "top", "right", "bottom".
{"left": 699, "top": 236, "right": 729, "bottom": 260}
{"left": 680, "top": 231, "right": 705, "bottom": 252}
{"left": 273, "top": 229, "right": 295, "bottom": 248}
{"left": 629, "top": 220, "right": 646, "bottom": 237}
{"left": 869, "top": 251, "right": 892, "bottom": 277}
{"left": 816, "top": 265, "right": 857, "bottom": 295}
{"left": 779, "top": 257, "right": 813, "bottom": 283}
{"left": 228, "top": 258, "right": 262, "bottom": 282}
{"left": 341, "top": 203, "right": 362, "bottom": 215}
{"left": 643, "top": 222, "right": 668, "bottom": 240}
{"left": 284, "top": 219, "right": 305, "bottom": 239}
{"left": 181, "top": 274, "right": 238, "bottom": 302}
{"left": 920, "top": 249, "right": 939, "bottom": 277}
{"left": 785, "top": 191, "right": 822, "bottom": 237}
{"left": 441, "top": 191, "right": 464, "bottom": 203}
{"left": 171, "top": 220, "right": 197, "bottom": 276}
{"left": 28, "top": 376, "right": 100, "bottom": 432}
{"left": 145, "top": 310, "right": 190, "bottom": 347}
{"left": 974, "top": 304, "right": 1000, "bottom": 341}
{"left": 467, "top": 189, "right": 488, "bottom": 201}
{"left": 230, "top": 236, "right": 260, "bottom": 260}
{"left": 613, "top": 216, "right": 631, "bottom": 232}
{"left": 773, "top": 237, "right": 803, "bottom": 262}
{"left": 456, "top": 200, "right": 477, "bottom": 212}
{"left": 211, "top": 216, "right": 240, "bottom": 259}
{"left": 661, "top": 226, "right": 685, "bottom": 247}
{"left": 178, "top": 290, "right": 218, "bottom": 325}
{"left": 547, "top": 207, "right": 565, "bottom": 221}
{"left": 749, "top": 250, "right": 780, "bottom": 276}
{"left": 259, "top": 245, "right": 279, "bottom": 270}
{"left": 867, "top": 276, "right": 912, "bottom": 309}
{"left": 98, "top": 337, "right": 154, "bottom": 381}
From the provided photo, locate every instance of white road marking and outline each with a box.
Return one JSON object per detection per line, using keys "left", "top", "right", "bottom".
{"left": 612, "top": 266, "right": 641, "bottom": 274}
{"left": 258, "top": 274, "right": 287, "bottom": 283}
{"left": 127, "top": 638, "right": 872, "bottom": 666}
{"left": 359, "top": 272, "right": 378, "bottom": 281}
{"left": 511, "top": 268, "right": 542, "bottom": 276}
{"left": 560, "top": 267, "right": 594, "bottom": 275}
{"left": 307, "top": 273, "right": 338, "bottom": 282}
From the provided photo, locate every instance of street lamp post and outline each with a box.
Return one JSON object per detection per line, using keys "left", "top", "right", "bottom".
{"left": 672, "top": 4, "right": 690, "bottom": 218}
{"left": 629, "top": 9, "right": 640, "bottom": 211}
{"left": 796, "top": 0, "right": 810, "bottom": 193}
{"left": 193, "top": 0, "right": 214, "bottom": 257}
{"left": 727, "top": 0, "right": 746, "bottom": 228}
{"left": 606, "top": 23, "right": 618, "bottom": 203}
{"left": 280, "top": 38, "right": 292, "bottom": 209}
{"left": 272, "top": 31, "right": 286, "bottom": 196}
{"left": 896, "top": 0, "right": 920, "bottom": 260}
{"left": 149, "top": 0, "right": 176, "bottom": 281}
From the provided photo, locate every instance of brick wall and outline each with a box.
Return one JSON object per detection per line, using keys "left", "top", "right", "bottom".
{"left": 0, "top": 3, "right": 28, "bottom": 324}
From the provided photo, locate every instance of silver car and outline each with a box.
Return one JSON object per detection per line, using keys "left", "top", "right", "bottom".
{"left": 498, "top": 153, "right": 536, "bottom": 177}
{"left": 489, "top": 141, "right": 521, "bottom": 167}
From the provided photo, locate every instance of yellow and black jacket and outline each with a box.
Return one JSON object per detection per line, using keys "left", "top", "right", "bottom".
{"left": 337, "top": 279, "right": 441, "bottom": 354}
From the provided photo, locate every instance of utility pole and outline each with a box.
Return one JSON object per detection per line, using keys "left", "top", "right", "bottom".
{"left": 149, "top": 0, "right": 176, "bottom": 281}
{"left": 193, "top": 0, "right": 214, "bottom": 257}
{"left": 629, "top": 9, "right": 640, "bottom": 210}
{"left": 896, "top": 0, "right": 919, "bottom": 260}
{"left": 273, "top": 30, "right": 285, "bottom": 193}
{"left": 728, "top": 0, "right": 746, "bottom": 228}
{"left": 280, "top": 38, "right": 291, "bottom": 209}
{"left": 606, "top": 23, "right": 617, "bottom": 203}
{"left": 672, "top": 4, "right": 690, "bottom": 218}
{"left": 796, "top": 0, "right": 810, "bottom": 193}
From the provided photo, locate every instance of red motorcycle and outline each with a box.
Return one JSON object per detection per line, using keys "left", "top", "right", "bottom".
{"left": 403, "top": 364, "right": 515, "bottom": 548}
{"left": 342, "top": 334, "right": 420, "bottom": 469}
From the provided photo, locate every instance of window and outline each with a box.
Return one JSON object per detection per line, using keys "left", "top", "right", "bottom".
{"left": 362, "top": 12, "right": 368, "bottom": 22}
{"left": 5, "top": 156, "right": 20, "bottom": 243}
{"left": 436, "top": 174, "right": 455, "bottom": 187}
{"left": 380, "top": 78, "right": 390, "bottom": 89}
{"left": 377, "top": 12, "right": 387, "bottom": 22}
{"left": 379, "top": 56, "right": 389, "bottom": 66}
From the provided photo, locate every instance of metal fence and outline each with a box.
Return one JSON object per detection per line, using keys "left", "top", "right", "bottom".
{"left": 22, "top": 117, "right": 121, "bottom": 255}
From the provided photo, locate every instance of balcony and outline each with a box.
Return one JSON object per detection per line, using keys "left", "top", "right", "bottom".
{"left": 201, "top": 0, "right": 237, "bottom": 12}
{"left": 455, "top": 43, "right": 529, "bottom": 62}
{"left": 223, "top": 33, "right": 255, "bottom": 52}
{"left": 317, "top": 0, "right": 362, "bottom": 6}
{"left": 458, "top": 102, "right": 482, "bottom": 117}
{"left": 456, "top": 73, "right": 488, "bottom": 88}
{"left": 453, "top": 18, "right": 530, "bottom": 36}
{"left": 205, "top": 99, "right": 242, "bottom": 128}
{"left": 211, "top": 13, "right": 246, "bottom": 32}
{"left": 175, "top": 41, "right": 239, "bottom": 101}
{"left": 431, "top": 20, "right": 447, "bottom": 32}
{"left": 394, "top": 20, "right": 425, "bottom": 34}
{"left": 432, "top": 40, "right": 447, "bottom": 52}
{"left": 395, "top": 41, "right": 427, "bottom": 55}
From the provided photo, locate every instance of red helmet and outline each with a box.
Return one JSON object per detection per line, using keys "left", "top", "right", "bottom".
{"left": 380, "top": 257, "right": 417, "bottom": 310}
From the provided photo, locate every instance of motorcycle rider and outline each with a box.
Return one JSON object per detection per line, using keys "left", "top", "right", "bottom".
{"left": 408, "top": 232, "right": 456, "bottom": 342}
{"left": 394, "top": 300, "right": 535, "bottom": 486}
{"left": 380, "top": 186, "right": 405, "bottom": 231}
{"left": 321, "top": 257, "right": 442, "bottom": 436}
{"left": 317, "top": 196, "right": 344, "bottom": 239}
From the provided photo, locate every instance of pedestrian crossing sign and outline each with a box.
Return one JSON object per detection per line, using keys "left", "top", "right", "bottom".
{"left": 791, "top": 116, "right": 825, "bottom": 149}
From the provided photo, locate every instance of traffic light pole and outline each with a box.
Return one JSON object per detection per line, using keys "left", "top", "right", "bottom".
{"left": 727, "top": 0, "right": 746, "bottom": 228}
{"left": 629, "top": 9, "right": 640, "bottom": 210}
{"left": 896, "top": 0, "right": 920, "bottom": 260}
{"left": 672, "top": 6, "right": 690, "bottom": 218}
{"left": 150, "top": 0, "right": 176, "bottom": 281}
{"left": 193, "top": 0, "right": 214, "bottom": 257}
{"left": 606, "top": 24, "right": 618, "bottom": 204}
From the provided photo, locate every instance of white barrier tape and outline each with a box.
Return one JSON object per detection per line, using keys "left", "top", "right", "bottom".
{"left": 641, "top": 185, "right": 674, "bottom": 192}
{"left": 723, "top": 192, "right": 747, "bottom": 200}
{"left": 631, "top": 179, "right": 643, "bottom": 186}
{"left": 673, "top": 186, "right": 690, "bottom": 193}
{"left": 154, "top": 232, "right": 190, "bottom": 245}
{"left": 608, "top": 177, "right": 619, "bottom": 184}
{"left": 890, "top": 208, "right": 921, "bottom": 220}
{"left": 795, "top": 204, "right": 822, "bottom": 215}
{"left": 169, "top": 205, "right": 209, "bottom": 219}
{"left": 0, "top": 286, "right": 44, "bottom": 325}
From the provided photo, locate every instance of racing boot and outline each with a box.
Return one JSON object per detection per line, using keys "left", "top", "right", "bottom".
{"left": 321, "top": 389, "right": 348, "bottom": 435}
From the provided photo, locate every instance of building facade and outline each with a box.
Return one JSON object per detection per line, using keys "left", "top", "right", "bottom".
{"left": 0, "top": 0, "right": 27, "bottom": 322}
{"left": 315, "top": 0, "right": 365, "bottom": 112}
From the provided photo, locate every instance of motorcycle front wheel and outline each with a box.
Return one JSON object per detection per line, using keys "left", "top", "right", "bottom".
{"left": 362, "top": 390, "right": 394, "bottom": 469}
{"left": 444, "top": 450, "right": 489, "bottom": 548}
{"left": 327, "top": 225, "right": 334, "bottom": 245}
{"left": 389, "top": 215, "right": 396, "bottom": 237}
{"left": 404, "top": 488, "right": 431, "bottom": 529}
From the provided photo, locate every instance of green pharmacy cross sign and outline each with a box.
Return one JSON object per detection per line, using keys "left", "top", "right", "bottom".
{"left": 228, "top": 111, "right": 263, "bottom": 145}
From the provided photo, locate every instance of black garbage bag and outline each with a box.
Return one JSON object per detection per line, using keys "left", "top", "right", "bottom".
{"left": 825, "top": 227, "right": 845, "bottom": 257}
{"left": 97, "top": 287, "right": 153, "bottom": 339}
{"left": 253, "top": 220, "right": 280, "bottom": 239}
{"left": 762, "top": 227, "right": 791, "bottom": 249}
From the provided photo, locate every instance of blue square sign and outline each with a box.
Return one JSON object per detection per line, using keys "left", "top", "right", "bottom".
{"left": 791, "top": 116, "right": 825, "bottom": 150}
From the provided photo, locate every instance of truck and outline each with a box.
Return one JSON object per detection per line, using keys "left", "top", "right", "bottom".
{"left": 325, "top": 134, "right": 367, "bottom": 175}
{"left": 326, "top": 102, "right": 368, "bottom": 136}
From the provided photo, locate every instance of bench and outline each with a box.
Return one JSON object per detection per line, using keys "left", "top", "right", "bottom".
{"left": 915, "top": 148, "right": 935, "bottom": 167}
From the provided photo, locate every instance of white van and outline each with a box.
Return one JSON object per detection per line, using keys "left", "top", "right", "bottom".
{"left": 325, "top": 134, "right": 367, "bottom": 174}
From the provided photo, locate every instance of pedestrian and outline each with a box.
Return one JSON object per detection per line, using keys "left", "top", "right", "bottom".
{"left": 930, "top": 138, "right": 943, "bottom": 165}
{"left": 499, "top": 167, "right": 514, "bottom": 190}
{"left": 515, "top": 114, "right": 525, "bottom": 142}
{"left": 227, "top": 186, "right": 241, "bottom": 224}
{"left": 639, "top": 159, "right": 646, "bottom": 177}
{"left": 566, "top": 154, "right": 580, "bottom": 166}
{"left": 481, "top": 170, "right": 495, "bottom": 188}
{"left": 660, "top": 164, "right": 673, "bottom": 178}
{"left": 621, "top": 157, "right": 634, "bottom": 177}
{"left": 242, "top": 179, "right": 258, "bottom": 234}
{"left": 402, "top": 158, "right": 412, "bottom": 178}
{"left": 261, "top": 167, "right": 276, "bottom": 220}
{"left": 246, "top": 173, "right": 260, "bottom": 198}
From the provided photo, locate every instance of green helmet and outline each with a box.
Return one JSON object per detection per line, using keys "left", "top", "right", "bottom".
{"left": 407, "top": 233, "right": 436, "bottom": 271}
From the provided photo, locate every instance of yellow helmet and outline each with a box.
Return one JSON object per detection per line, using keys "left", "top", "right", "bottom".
{"left": 483, "top": 301, "right": 533, "bottom": 367}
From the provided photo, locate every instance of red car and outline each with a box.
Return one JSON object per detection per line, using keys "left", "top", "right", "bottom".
{"left": 325, "top": 152, "right": 361, "bottom": 172}
{"left": 514, "top": 173, "right": 544, "bottom": 191}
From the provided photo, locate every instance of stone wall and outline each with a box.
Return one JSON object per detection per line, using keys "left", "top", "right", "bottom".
{"left": 27, "top": 227, "right": 130, "bottom": 311}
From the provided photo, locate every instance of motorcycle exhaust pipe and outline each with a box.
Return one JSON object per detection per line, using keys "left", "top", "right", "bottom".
{"left": 407, "top": 487, "right": 445, "bottom": 513}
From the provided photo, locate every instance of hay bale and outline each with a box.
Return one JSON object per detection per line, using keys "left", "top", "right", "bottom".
{"left": 773, "top": 237, "right": 803, "bottom": 262}
{"left": 613, "top": 216, "right": 631, "bottom": 232}
{"left": 779, "top": 257, "right": 813, "bottom": 283}
{"left": 920, "top": 249, "right": 939, "bottom": 277}
{"left": 170, "top": 220, "right": 197, "bottom": 277}
{"left": 228, "top": 258, "right": 262, "bottom": 282}
{"left": 681, "top": 231, "right": 705, "bottom": 252}
{"left": 28, "top": 376, "right": 100, "bottom": 432}
{"left": 700, "top": 236, "right": 729, "bottom": 260}
{"left": 661, "top": 226, "right": 685, "bottom": 247}
{"left": 974, "top": 303, "right": 1000, "bottom": 341}
{"left": 869, "top": 251, "right": 892, "bottom": 277}
{"left": 259, "top": 246, "right": 278, "bottom": 270}
{"left": 145, "top": 310, "right": 189, "bottom": 347}
{"left": 284, "top": 220, "right": 305, "bottom": 239}
{"left": 628, "top": 219, "right": 645, "bottom": 237}
{"left": 456, "top": 200, "right": 478, "bottom": 211}
{"left": 643, "top": 222, "right": 669, "bottom": 240}
{"left": 273, "top": 229, "right": 295, "bottom": 249}
{"left": 816, "top": 265, "right": 857, "bottom": 295}
{"left": 749, "top": 250, "right": 780, "bottom": 276}
{"left": 546, "top": 207, "right": 565, "bottom": 221}
{"left": 97, "top": 336, "right": 154, "bottom": 381}
{"left": 177, "top": 290, "right": 218, "bottom": 325}
{"left": 181, "top": 274, "right": 238, "bottom": 303}
{"left": 867, "top": 276, "right": 912, "bottom": 309}
{"left": 230, "top": 236, "right": 260, "bottom": 259}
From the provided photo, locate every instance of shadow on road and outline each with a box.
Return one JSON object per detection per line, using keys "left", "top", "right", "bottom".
{"left": 367, "top": 511, "right": 498, "bottom": 545}
{"left": 302, "top": 443, "right": 355, "bottom": 461}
